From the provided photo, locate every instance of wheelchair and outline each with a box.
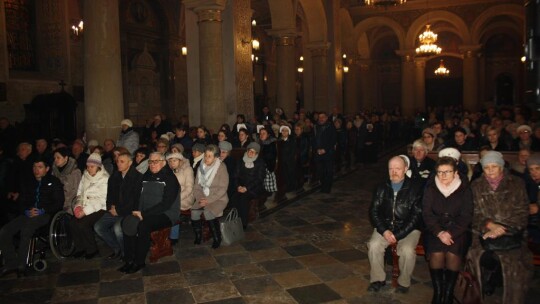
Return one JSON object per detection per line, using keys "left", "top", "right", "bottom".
{"left": 25, "top": 210, "right": 75, "bottom": 272}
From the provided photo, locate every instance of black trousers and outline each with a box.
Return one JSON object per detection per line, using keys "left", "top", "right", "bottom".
{"left": 69, "top": 210, "right": 106, "bottom": 254}
{"left": 124, "top": 213, "right": 171, "bottom": 265}
{"left": 229, "top": 192, "right": 256, "bottom": 227}
{"left": 316, "top": 158, "right": 334, "bottom": 193}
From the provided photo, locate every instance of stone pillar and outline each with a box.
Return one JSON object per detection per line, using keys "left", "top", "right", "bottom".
{"left": 83, "top": 0, "right": 124, "bottom": 143}
{"left": 309, "top": 43, "right": 330, "bottom": 111}
{"left": 396, "top": 50, "right": 416, "bottom": 117}
{"left": 414, "top": 57, "right": 427, "bottom": 113}
{"left": 460, "top": 45, "right": 481, "bottom": 112}
{"left": 358, "top": 60, "right": 372, "bottom": 111}
{"left": 344, "top": 58, "right": 360, "bottom": 114}
{"left": 184, "top": 1, "right": 227, "bottom": 131}
{"left": 273, "top": 33, "right": 297, "bottom": 118}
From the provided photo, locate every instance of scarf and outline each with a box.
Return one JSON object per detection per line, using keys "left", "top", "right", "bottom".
{"left": 259, "top": 137, "right": 276, "bottom": 145}
{"left": 435, "top": 174, "right": 461, "bottom": 198}
{"left": 243, "top": 152, "right": 259, "bottom": 169}
{"left": 192, "top": 154, "right": 203, "bottom": 168}
{"left": 485, "top": 174, "right": 504, "bottom": 191}
{"left": 197, "top": 159, "right": 221, "bottom": 196}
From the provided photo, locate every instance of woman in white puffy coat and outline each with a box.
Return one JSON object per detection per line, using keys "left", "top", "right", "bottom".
{"left": 166, "top": 152, "right": 194, "bottom": 244}
{"left": 69, "top": 153, "right": 109, "bottom": 259}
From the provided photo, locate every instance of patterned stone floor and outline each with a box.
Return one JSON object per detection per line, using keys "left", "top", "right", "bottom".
{"left": 1, "top": 162, "right": 539, "bottom": 304}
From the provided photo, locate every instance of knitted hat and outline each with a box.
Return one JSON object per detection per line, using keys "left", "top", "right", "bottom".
{"left": 86, "top": 153, "right": 102, "bottom": 167}
{"left": 279, "top": 125, "right": 291, "bottom": 135}
{"left": 120, "top": 119, "right": 133, "bottom": 128}
{"left": 527, "top": 153, "right": 540, "bottom": 167}
{"left": 87, "top": 139, "right": 98, "bottom": 148}
{"left": 480, "top": 151, "right": 505, "bottom": 168}
{"left": 219, "top": 141, "right": 232, "bottom": 152}
{"left": 166, "top": 152, "right": 183, "bottom": 160}
{"left": 122, "top": 215, "right": 140, "bottom": 236}
{"left": 517, "top": 125, "right": 532, "bottom": 134}
{"left": 422, "top": 128, "right": 436, "bottom": 137}
{"left": 170, "top": 143, "right": 184, "bottom": 153}
{"left": 438, "top": 147, "right": 461, "bottom": 161}
{"left": 247, "top": 142, "right": 261, "bottom": 153}
{"left": 192, "top": 143, "right": 205, "bottom": 153}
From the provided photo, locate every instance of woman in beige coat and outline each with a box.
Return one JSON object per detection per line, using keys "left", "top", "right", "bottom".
{"left": 192, "top": 145, "right": 229, "bottom": 249}
{"left": 166, "top": 152, "right": 194, "bottom": 245}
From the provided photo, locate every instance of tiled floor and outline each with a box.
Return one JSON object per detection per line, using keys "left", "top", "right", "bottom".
{"left": 1, "top": 162, "right": 539, "bottom": 304}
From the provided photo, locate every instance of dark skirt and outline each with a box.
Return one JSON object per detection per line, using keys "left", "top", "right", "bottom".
{"left": 424, "top": 229, "right": 471, "bottom": 258}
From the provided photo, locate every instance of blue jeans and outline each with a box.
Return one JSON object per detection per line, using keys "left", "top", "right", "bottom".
{"left": 169, "top": 224, "right": 180, "bottom": 240}
{"left": 94, "top": 212, "right": 124, "bottom": 254}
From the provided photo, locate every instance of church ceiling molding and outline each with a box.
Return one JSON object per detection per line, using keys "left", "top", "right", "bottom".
{"left": 405, "top": 10, "right": 471, "bottom": 50}
{"left": 470, "top": 4, "right": 524, "bottom": 45}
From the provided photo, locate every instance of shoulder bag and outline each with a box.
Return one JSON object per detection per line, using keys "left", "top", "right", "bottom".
{"left": 220, "top": 208, "right": 245, "bottom": 246}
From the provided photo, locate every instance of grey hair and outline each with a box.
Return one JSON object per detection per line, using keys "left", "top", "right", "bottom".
{"left": 205, "top": 144, "right": 220, "bottom": 156}
{"left": 149, "top": 151, "right": 166, "bottom": 160}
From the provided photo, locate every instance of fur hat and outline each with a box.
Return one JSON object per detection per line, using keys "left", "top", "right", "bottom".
{"left": 166, "top": 152, "right": 183, "bottom": 160}
{"left": 219, "top": 141, "right": 232, "bottom": 152}
{"left": 247, "top": 142, "right": 261, "bottom": 153}
{"left": 438, "top": 147, "right": 461, "bottom": 161}
{"left": 86, "top": 153, "right": 102, "bottom": 167}
{"left": 517, "top": 125, "right": 532, "bottom": 134}
{"left": 170, "top": 143, "right": 184, "bottom": 153}
{"left": 480, "top": 151, "right": 505, "bottom": 168}
{"left": 120, "top": 119, "right": 133, "bottom": 128}
{"left": 422, "top": 128, "right": 436, "bottom": 138}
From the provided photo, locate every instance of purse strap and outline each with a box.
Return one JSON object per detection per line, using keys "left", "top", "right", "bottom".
{"left": 226, "top": 208, "right": 238, "bottom": 221}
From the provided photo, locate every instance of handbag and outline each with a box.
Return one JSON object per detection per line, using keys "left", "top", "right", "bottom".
{"left": 480, "top": 222, "right": 523, "bottom": 251}
{"left": 264, "top": 169, "right": 277, "bottom": 192}
{"left": 219, "top": 208, "right": 245, "bottom": 246}
{"left": 454, "top": 261, "right": 482, "bottom": 304}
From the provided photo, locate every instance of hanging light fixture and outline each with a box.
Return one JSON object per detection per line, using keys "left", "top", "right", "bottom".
{"left": 415, "top": 24, "right": 442, "bottom": 56}
{"left": 365, "top": 0, "right": 406, "bottom": 7}
{"left": 434, "top": 60, "right": 450, "bottom": 76}
{"left": 297, "top": 56, "right": 304, "bottom": 73}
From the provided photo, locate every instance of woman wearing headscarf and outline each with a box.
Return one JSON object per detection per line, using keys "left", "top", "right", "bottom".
{"left": 229, "top": 142, "right": 266, "bottom": 230}
{"left": 422, "top": 156, "right": 473, "bottom": 303}
{"left": 278, "top": 125, "right": 297, "bottom": 193}
{"left": 469, "top": 151, "right": 532, "bottom": 303}
{"left": 192, "top": 145, "right": 229, "bottom": 249}
{"left": 52, "top": 147, "right": 82, "bottom": 213}
{"left": 166, "top": 152, "right": 194, "bottom": 245}
{"left": 70, "top": 153, "right": 109, "bottom": 259}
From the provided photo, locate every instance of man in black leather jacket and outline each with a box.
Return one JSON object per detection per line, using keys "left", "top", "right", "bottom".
{"left": 367, "top": 155, "right": 423, "bottom": 293}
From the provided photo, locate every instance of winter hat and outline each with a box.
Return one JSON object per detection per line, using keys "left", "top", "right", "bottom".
{"left": 170, "top": 143, "right": 184, "bottom": 153}
{"left": 279, "top": 125, "right": 291, "bottom": 135}
{"left": 247, "top": 142, "right": 261, "bottom": 153}
{"left": 87, "top": 139, "right": 98, "bottom": 148}
{"left": 86, "top": 153, "right": 102, "bottom": 167}
{"left": 120, "top": 119, "right": 133, "bottom": 128}
{"left": 122, "top": 215, "right": 140, "bottom": 236}
{"left": 160, "top": 134, "right": 170, "bottom": 141}
{"left": 192, "top": 143, "right": 205, "bottom": 153}
{"left": 166, "top": 152, "right": 184, "bottom": 160}
{"left": 517, "top": 125, "right": 532, "bottom": 134}
{"left": 219, "top": 141, "right": 232, "bottom": 152}
{"left": 438, "top": 147, "right": 461, "bottom": 161}
{"left": 527, "top": 153, "right": 540, "bottom": 167}
{"left": 422, "top": 128, "right": 436, "bottom": 138}
{"left": 480, "top": 151, "right": 505, "bottom": 168}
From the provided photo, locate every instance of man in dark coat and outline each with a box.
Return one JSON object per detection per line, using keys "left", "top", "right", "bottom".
{"left": 312, "top": 112, "right": 337, "bottom": 193}
{"left": 118, "top": 152, "right": 180, "bottom": 274}
{"left": 367, "top": 155, "right": 423, "bottom": 293}
{"left": 94, "top": 151, "right": 143, "bottom": 260}
{"left": 0, "top": 158, "right": 64, "bottom": 277}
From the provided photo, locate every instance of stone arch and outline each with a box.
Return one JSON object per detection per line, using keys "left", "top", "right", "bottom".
{"left": 470, "top": 4, "right": 524, "bottom": 44}
{"left": 340, "top": 8, "right": 355, "bottom": 54}
{"left": 297, "top": 0, "right": 327, "bottom": 43}
{"left": 266, "top": 0, "right": 295, "bottom": 32}
{"left": 353, "top": 17, "right": 406, "bottom": 52}
{"left": 406, "top": 10, "right": 471, "bottom": 49}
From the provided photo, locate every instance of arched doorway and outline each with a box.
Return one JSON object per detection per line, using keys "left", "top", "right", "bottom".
{"left": 495, "top": 73, "right": 514, "bottom": 105}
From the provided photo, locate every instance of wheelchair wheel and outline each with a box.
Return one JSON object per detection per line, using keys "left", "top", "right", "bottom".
{"left": 33, "top": 259, "right": 47, "bottom": 272}
{"left": 49, "top": 211, "right": 75, "bottom": 259}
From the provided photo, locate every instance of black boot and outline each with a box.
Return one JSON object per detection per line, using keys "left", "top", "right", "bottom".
{"left": 192, "top": 220, "right": 202, "bottom": 245}
{"left": 442, "top": 270, "right": 459, "bottom": 304}
{"left": 208, "top": 219, "right": 222, "bottom": 249}
{"left": 429, "top": 268, "right": 444, "bottom": 304}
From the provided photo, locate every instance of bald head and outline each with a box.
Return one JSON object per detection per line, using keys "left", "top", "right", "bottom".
{"left": 388, "top": 156, "right": 407, "bottom": 183}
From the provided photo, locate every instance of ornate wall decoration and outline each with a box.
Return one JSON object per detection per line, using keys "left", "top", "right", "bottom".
{"left": 5, "top": 0, "right": 36, "bottom": 71}
{"left": 234, "top": 0, "right": 254, "bottom": 117}
{"left": 128, "top": 46, "right": 161, "bottom": 126}
{"left": 36, "top": 0, "right": 68, "bottom": 77}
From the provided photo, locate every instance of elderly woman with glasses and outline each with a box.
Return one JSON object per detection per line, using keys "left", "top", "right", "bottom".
{"left": 468, "top": 151, "right": 532, "bottom": 302}
{"left": 422, "top": 156, "right": 473, "bottom": 304}
{"left": 192, "top": 144, "right": 229, "bottom": 249}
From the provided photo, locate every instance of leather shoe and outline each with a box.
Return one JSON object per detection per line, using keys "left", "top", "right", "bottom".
{"left": 0, "top": 267, "right": 18, "bottom": 278}
{"left": 367, "top": 281, "right": 386, "bottom": 292}
{"left": 395, "top": 285, "right": 409, "bottom": 294}
{"left": 72, "top": 251, "right": 85, "bottom": 258}
{"left": 107, "top": 251, "right": 122, "bottom": 260}
{"left": 117, "top": 262, "right": 133, "bottom": 273}
{"left": 125, "top": 263, "right": 145, "bottom": 274}
{"left": 85, "top": 251, "right": 99, "bottom": 260}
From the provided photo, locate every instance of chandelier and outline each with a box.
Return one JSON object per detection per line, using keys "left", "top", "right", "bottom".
{"left": 415, "top": 24, "right": 442, "bottom": 56}
{"left": 434, "top": 60, "right": 450, "bottom": 76}
{"left": 365, "top": 0, "right": 406, "bottom": 6}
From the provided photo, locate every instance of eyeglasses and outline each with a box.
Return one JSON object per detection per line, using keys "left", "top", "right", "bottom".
{"left": 436, "top": 170, "right": 454, "bottom": 176}
{"left": 148, "top": 160, "right": 164, "bottom": 165}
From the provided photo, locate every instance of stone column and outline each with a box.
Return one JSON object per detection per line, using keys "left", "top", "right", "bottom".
{"left": 460, "top": 45, "right": 481, "bottom": 112}
{"left": 273, "top": 34, "right": 297, "bottom": 117}
{"left": 396, "top": 50, "right": 416, "bottom": 117}
{"left": 84, "top": 0, "right": 124, "bottom": 143}
{"left": 414, "top": 57, "right": 427, "bottom": 113}
{"left": 344, "top": 58, "right": 360, "bottom": 114}
{"left": 308, "top": 43, "right": 330, "bottom": 112}
{"left": 185, "top": 0, "right": 227, "bottom": 131}
{"left": 358, "top": 59, "right": 372, "bottom": 111}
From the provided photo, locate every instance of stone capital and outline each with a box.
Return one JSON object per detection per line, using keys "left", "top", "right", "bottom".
{"left": 395, "top": 49, "right": 416, "bottom": 63}
{"left": 266, "top": 28, "right": 297, "bottom": 39}
{"left": 459, "top": 44, "right": 482, "bottom": 58}
{"left": 183, "top": 0, "right": 226, "bottom": 11}
{"left": 196, "top": 9, "right": 222, "bottom": 22}
{"left": 414, "top": 58, "right": 427, "bottom": 68}
{"left": 306, "top": 42, "right": 330, "bottom": 57}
